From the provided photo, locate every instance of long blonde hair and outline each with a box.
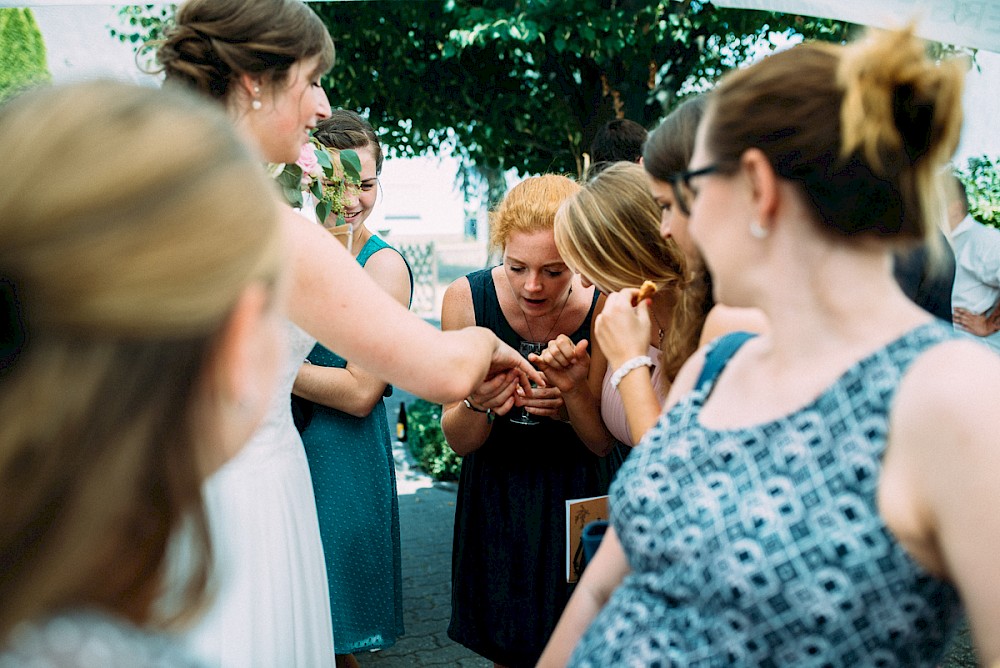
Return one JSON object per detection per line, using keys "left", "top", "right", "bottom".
{"left": 555, "top": 162, "right": 698, "bottom": 383}
{"left": 0, "top": 80, "right": 282, "bottom": 635}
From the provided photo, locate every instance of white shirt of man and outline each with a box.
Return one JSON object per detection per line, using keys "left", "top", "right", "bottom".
{"left": 951, "top": 214, "right": 1000, "bottom": 354}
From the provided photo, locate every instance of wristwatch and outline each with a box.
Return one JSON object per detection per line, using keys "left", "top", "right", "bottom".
{"left": 463, "top": 398, "right": 494, "bottom": 423}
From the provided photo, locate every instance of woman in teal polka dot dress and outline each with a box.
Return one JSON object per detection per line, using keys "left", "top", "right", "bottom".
{"left": 292, "top": 111, "right": 412, "bottom": 667}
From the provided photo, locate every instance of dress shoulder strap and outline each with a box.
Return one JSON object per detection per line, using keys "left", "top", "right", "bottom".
{"left": 695, "top": 331, "right": 756, "bottom": 394}
{"left": 358, "top": 235, "right": 415, "bottom": 308}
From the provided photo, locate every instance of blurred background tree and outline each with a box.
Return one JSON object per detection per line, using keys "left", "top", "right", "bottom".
{"left": 311, "top": 0, "right": 850, "bottom": 199}
{"left": 0, "top": 9, "right": 51, "bottom": 102}
{"left": 115, "top": 1, "right": 849, "bottom": 201}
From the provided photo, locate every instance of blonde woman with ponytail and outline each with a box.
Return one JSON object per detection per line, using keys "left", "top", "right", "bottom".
{"left": 541, "top": 28, "right": 1000, "bottom": 666}
{"left": 538, "top": 162, "right": 698, "bottom": 449}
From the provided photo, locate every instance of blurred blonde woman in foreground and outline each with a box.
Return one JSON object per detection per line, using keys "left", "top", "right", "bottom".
{"left": 540, "top": 28, "right": 1000, "bottom": 666}
{"left": 0, "top": 81, "right": 282, "bottom": 666}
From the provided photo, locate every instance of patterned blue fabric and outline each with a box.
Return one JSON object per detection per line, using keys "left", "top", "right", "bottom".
{"left": 570, "top": 322, "right": 963, "bottom": 667}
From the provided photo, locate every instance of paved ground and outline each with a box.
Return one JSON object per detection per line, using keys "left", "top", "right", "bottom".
{"left": 361, "top": 390, "right": 490, "bottom": 668}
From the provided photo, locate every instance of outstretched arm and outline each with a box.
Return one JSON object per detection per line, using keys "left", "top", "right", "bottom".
{"left": 284, "top": 210, "right": 540, "bottom": 404}
{"left": 439, "top": 277, "right": 524, "bottom": 456}
{"left": 292, "top": 247, "right": 412, "bottom": 417}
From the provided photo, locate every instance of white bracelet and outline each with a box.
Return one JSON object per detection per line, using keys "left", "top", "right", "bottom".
{"left": 609, "top": 355, "right": 654, "bottom": 390}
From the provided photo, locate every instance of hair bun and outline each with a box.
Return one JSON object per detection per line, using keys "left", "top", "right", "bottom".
{"left": 157, "top": 23, "right": 234, "bottom": 99}
{"left": 837, "top": 28, "right": 964, "bottom": 174}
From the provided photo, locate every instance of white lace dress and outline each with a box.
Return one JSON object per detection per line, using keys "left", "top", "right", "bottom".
{"left": 183, "top": 321, "right": 335, "bottom": 667}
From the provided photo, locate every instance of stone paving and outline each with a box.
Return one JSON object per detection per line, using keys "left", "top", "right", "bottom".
{"left": 361, "top": 392, "right": 490, "bottom": 668}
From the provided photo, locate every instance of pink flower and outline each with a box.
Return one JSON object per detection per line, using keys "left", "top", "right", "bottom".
{"left": 296, "top": 143, "right": 324, "bottom": 180}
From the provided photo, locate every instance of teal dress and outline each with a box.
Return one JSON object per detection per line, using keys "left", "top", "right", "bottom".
{"left": 301, "top": 235, "right": 411, "bottom": 653}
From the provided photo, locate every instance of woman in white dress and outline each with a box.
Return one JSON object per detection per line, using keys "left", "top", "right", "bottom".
{"left": 154, "top": 1, "right": 541, "bottom": 665}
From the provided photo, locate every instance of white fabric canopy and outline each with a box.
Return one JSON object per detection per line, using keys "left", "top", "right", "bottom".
{"left": 711, "top": 0, "right": 1000, "bottom": 53}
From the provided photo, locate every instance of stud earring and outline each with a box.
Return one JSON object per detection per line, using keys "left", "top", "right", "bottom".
{"left": 749, "top": 220, "right": 769, "bottom": 239}
{"left": 251, "top": 86, "right": 262, "bottom": 111}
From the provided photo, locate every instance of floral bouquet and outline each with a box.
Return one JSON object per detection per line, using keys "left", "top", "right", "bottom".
{"left": 272, "top": 138, "right": 361, "bottom": 227}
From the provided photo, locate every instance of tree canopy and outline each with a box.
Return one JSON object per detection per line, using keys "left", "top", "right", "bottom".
{"left": 113, "top": 1, "right": 848, "bottom": 192}
{"left": 311, "top": 1, "right": 849, "bottom": 189}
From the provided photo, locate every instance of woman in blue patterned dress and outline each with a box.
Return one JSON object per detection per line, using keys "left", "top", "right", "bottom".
{"left": 293, "top": 111, "right": 410, "bottom": 668}
{"left": 539, "top": 28, "right": 1000, "bottom": 666}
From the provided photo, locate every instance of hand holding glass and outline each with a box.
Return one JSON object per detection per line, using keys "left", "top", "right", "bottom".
{"left": 510, "top": 341, "right": 544, "bottom": 426}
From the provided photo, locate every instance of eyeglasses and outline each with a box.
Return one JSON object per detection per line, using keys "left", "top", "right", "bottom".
{"left": 667, "top": 165, "right": 717, "bottom": 217}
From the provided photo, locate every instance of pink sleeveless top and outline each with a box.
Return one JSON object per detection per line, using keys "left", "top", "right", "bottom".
{"left": 600, "top": 345, "right": 666, "bottom": 445}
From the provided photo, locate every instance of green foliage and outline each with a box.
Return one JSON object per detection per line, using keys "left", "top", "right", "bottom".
{"left": 0, "top": 9, "right": 51, "bottom": 102}
{"left": 110, "top": 4, "right": 175, "bottom": 69}
{"left": 311, "top": 0, "right": 849, "bottom": 188}
{"left": 107, "top": 2, "right": 848, "bottom": 195}
{"left": 406, "top": 399, "right": 463, "bottom": 482}
{"left": 271, "top": 140, "right": 361, "bottom": 225}
{"left": 956, "top": 155, "right": 1000, "bottom": 229}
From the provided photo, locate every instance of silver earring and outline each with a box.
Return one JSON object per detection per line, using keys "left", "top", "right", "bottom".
{"left": 251, "top": 86, "right": 262, "bottom": 111}
{"left": 749, "top": 220, "right": 769, "bottom": 239}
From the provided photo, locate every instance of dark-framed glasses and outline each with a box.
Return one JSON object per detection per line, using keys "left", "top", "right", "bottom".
{"left": 668, "top": 165, "right": 717, "bottom": 217}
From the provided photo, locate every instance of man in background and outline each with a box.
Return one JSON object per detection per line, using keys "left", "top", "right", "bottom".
{"left": 949, "top": 175, "right": 1000, "bottom": 352}
{"left": 587, "top": 118, "right": 647, "bottom": 178}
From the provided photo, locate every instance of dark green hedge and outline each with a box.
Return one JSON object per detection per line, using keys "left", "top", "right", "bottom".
{"left": 406, "top": 399, "right": 462, "bottom": 482}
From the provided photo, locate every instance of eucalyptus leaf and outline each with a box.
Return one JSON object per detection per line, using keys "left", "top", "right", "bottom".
{"left": 282, "top": 186, "right": 303, "bottom": 209}
{"left": 316, "top": 200, "right": 331, "bottom": 224}
{"left": 276, "top": 164, "right": 303, "bottom": 189}
{"left": 315, "top": 148, "right": 333, "bottom": 170}
{"left": 340, "top": 149, "right": 362, "bottom": 182}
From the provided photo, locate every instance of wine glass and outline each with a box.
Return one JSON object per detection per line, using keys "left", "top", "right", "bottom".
{"left": 509, "top": 340, "right": 544, "bottom": 426}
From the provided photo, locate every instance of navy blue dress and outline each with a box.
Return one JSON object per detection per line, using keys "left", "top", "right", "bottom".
{"left": 448, "top": 268, "right": 626, "bottom": 667}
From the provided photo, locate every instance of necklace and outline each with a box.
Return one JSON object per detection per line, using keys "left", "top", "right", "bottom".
{"left": 508, "top": 276, "right": 574, "bottom": 344}
{"left": 649, "top": 308, "right": 665, "bottom": 347}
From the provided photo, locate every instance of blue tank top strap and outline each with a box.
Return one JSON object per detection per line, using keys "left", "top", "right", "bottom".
{"left": 694, "top": 331, "right": 756, "bottom": 394}
{"left": 357, "top": 235, "right": 414, "bottom": 308}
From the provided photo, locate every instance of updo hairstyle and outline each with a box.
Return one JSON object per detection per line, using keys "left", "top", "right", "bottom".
{"left": 155, "top": 0, "right": 335, "bottom": 100}
{"left": 705, "top": 28, "right": 964, "bottom": 243}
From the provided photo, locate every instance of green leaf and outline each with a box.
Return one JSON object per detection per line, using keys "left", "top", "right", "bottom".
{"left": 315, "top": 147, "right": 333, "bottom": 170}
{"left": 340, "top": 149, "right": 362, "bottom": 182}
{"left": 282, "top": 186, "right": 303, "bottom": 208}
{"left": 276, "top": 164, "right": 302, "bottom": 188}
{"left": 316, "top": 200, "right": 331, "bottom": 224}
